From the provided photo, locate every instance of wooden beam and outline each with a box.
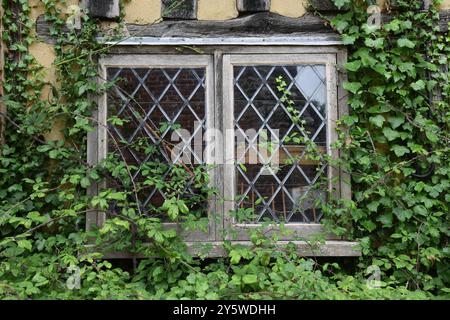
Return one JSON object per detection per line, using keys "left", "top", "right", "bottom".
{"left": 36, "top": 12, "right": 338, "bottom": 44}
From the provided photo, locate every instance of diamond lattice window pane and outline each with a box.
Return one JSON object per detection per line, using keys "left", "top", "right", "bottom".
{"left": 106, "top": 67, "right": 208, "bottom": 220}
{"left": 234, "top": 65, "right": 328, "bottom": 224}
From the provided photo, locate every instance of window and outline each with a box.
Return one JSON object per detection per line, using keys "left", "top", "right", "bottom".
{"left": 222, "top": 54, "right": 340, "bottom": 241}
{"left": 88, "top": 46, "right": 354, "bottom": 255}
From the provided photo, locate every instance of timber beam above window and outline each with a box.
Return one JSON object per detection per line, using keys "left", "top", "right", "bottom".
{"left": 35, "top": 10, "right": 450, "bottom": 45}
{"left": 36, "top": 12, "right": 342, "bottom": 45}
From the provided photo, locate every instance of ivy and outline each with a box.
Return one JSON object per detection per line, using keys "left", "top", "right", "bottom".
{"left": 324, "top": 0, "right": 449, "bottom": 294}
{"left": 0, "top": 0, "right": 448, "bottom": 299}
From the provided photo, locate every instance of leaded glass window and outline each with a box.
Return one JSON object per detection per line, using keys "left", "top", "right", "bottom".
{"left": 92, "top": 51, "right": 347, "bottom": 244}
{"left": 233, "top": 65, "right": 327, "bottom": 223}
{"left": 106, "top": 67, "right": 208, "bottom": 219}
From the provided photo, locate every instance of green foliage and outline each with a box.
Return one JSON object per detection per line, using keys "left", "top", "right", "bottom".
{"left": 0, "top": 0, "right": 448, "bottom": 300}
{"left": 324, "top": 0, "right": 449, "bottom": 294}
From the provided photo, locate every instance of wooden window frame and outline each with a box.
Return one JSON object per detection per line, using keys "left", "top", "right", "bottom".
{"left": 87, "top": 45, "right": 358, "bottom": 257}
{"left": 222, "top": 53, "right": 340, "bottom": 241}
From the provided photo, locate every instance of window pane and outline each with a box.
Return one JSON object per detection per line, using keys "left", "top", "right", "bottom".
{"left": 234, "top": 65, "right": 327, "bottom": 224}
{"left": 106, "top": 67, "right": 208, "bottom": 220}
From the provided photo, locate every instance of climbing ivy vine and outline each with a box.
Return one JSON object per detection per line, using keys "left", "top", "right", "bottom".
{"left": 0, "top": 0, "right": 448, "bottom": 299}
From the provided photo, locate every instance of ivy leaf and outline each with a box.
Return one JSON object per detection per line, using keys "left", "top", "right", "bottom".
{"left": 168, "top": 205, "right": 179, "bottom": 220}
{"left": 242, "top": 274, "right": 258, "bottom": 284}
{"left": 368, "top": 86, "right": 385, "bottom": 96}
{"left": 333, "top": 0, "right": 350, "bottom": 9}
{"left": 382, "top": 127, "right": 400, "bottom": 141}
{"left": 49, "top": 150, "right": 59, "bottom": 159}
{"left": 343, "top": 82, "right": 362, "bottom": 94}
{"left": 397, "top": 38, "right": 415, "bottom": 48}
{"left": 377, "top": 212, "right": 393, "bottom": 227}
{"left": 106, "top": 192, "right": 127, "bottom": 201}
{"left": 345, "top": 60, "right": 362, "bottom": 72}
{"left": 369, "top": 115, "right": 385, "bottom": 127}
{"left": 392, "top": 145, "right": 410, "bottom": 157}
{"left": 113, "top": 219, "right": 130, "bottom": 230}
{"left": 425, "top": 130, "right": 438, "bottom": 143}
{"left": 27, "top": 212, "right": 48, "bottom": 223}
{"left": 398, "top": 62, "right": 416, "bottom": 77}
{"left": 361, "top": 220, "right": 377, "bottom": 232}
{"left": 393, "top": 207, "right": 412, "bottom": 222}
{"left": 365, "top": 38, "right": 384, "bottom": 49}
{"left": 18, "top": 240, "right": 32, "bottom": 251}
{"left": 367, "top": 201, "right": 379, "bottom": 212}
{"left": 229, "top": 250, "right": 242, "bottom": 264}
{"left": 413, "top": 205, "right": 428, "bottom": 216}
{"left": 80, "top": 177, "right": 91, "bottom": 188}
{"left": 411, "top": 80, "right": 425, "bottom": 91}
{"left": 388, "top": 115, "right": 405, "bottom": 129}
{"left": 177, "top": 200, "right": 189, "bottom": 214}
{"left": 332, "top": 19, "right": 348, "bottom": 33}
{"left": 342, "top": 34, "right": 356, "bottom": 45}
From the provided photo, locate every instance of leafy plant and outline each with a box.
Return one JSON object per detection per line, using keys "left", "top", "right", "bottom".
{"left": 0, "top": 0, "right": 448, "bottom": 300}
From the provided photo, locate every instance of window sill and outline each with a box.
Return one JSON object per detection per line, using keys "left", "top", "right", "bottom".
{"left": 86, "top": 241, "right": 361, "bottom": 259}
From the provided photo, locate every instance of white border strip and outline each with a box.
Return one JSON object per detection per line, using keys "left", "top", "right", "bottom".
{"left": 99, "top": 36, "right": 343, "bottom": 46}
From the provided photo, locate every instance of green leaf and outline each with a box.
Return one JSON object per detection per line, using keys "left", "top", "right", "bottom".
{"left": 425, "top": 130, "right": 438, "bottom": 143}
{"left": 106, "top": 192, "right": 127, "bottom": 201}
{"left": 333, "top": 0, "right": 350, "bottom": 9}
{"left": 367, "top": 201, "right": 379, "bottom": 212}
{"left": 168, "top": 205, "right": 179, "bottom": 220}
{"left": 411, "top": 80, "right": 425, "bottom": 91}
{"left": 398, "top": 62, "right": 416, "bottom": 77}
{"left": 397, "top": 38, "right": 415, "bottom": 48}
{"left": 238, "top": 163, "right": 247, "bottom": 172}
{"left": 49, "top": 149, "right": 59, "bottom": 159}
{"left": 369, "top": 115, "right": 385, "bottom": 127}
{"left": 332, "top": 19, "right": 348, "bottom": 33}
{"left": 365, "top": 38, "right": 384, "bottom": 49}
{"left": 377, "top": 212, "right": 393, "bottom": 227}
{"left": 382, "top": 127, "right": 400, "bottom": 141}
{"left": 388, "top": 115, "right": 405, "bottom": 129}
{"left": 18, "top": 240, "right": 32, "bottom": 251}
{"left": 368, "top": 86, "right": 385, "bottom": 96}
{"left": 342, "top": 34, "right": 356, "bottom": 45}
{"left": 229, "top": 250, "right": 242, "bottom": 264}
{"left": 27, "top": 212, "right": 48, "bottom": 223}
{"left": 345, "top": 60, "right": 362, "bottom": 72}
{"left": 392, "top": 145, "right": 410, "bottom": 157}
{"left": 242, "top": 274, "right": 258, "bottom": 284}
{"left": 361, "top": 220, "right": 377, "bottom": 232}
{"left": 178, "top": 200, "right": 189, "bottom": 214}
{"left": 80, "top": 177, "right": 91, "bottom": 188}
{"left": 343, "top": 82, "right": 362, "bottom": 94}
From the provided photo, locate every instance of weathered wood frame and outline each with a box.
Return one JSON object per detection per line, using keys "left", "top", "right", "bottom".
{"left": 221, "top": 52, "right": 345, "bottom": 241}
{"left": 87, "top": 45, "right": 357, "bottom": 257}
{"left": 87, "top": 54, "right": 216, "bottom": 242}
